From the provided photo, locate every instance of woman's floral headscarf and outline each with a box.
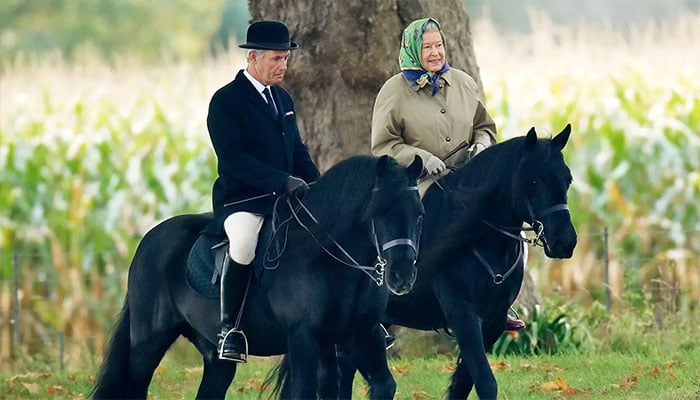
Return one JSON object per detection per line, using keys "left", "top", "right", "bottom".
{"left": 399, "top": 17, "right": 450, "bottom": 96}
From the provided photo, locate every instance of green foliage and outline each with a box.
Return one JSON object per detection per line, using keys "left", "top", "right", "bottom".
{"left": 0, "top": 0, "right": 233, "bottom": 64}
{"left": 492, "top": 303, "right": 594, "bottom": 356}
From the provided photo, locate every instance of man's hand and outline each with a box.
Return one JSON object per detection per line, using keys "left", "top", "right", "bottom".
{"left": 285, "top": 176, "right": 309, "bottom": 197}
{"left": 424, "top": 155, "right": 446, "bottom": 176}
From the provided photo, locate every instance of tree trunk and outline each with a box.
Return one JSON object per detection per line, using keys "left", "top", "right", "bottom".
{"left": 249, "top": 0, "right": 538, "bottom": 310}
{"left": 249, "top": 0, "right": 483, "bottom": 170}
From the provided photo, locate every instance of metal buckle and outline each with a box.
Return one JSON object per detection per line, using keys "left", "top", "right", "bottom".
{"left": 374, "top": 257, "right": 386, "bottom": 286}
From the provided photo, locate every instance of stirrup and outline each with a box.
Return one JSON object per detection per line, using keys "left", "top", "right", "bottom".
{"left": 380, "top": 323, "right": 396, "bottom": 350}
{"left": 218, "top": 328, "right": 249, "bottom": 363}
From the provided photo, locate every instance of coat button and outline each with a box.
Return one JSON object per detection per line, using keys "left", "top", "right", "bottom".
{"left": 440, "top": 108, "right": 446, "bottom": 113}
{"left": 446, "top": 137, "right": 451, "bottom": 142}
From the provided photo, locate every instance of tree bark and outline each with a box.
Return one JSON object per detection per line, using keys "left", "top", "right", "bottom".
{"left": 249, "top": 0, "right": 483, "bottom": 171}
{"left": 249, "top": 0, "right": 538, "bottom": 311}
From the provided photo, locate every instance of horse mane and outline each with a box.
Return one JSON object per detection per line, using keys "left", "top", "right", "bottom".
{"left": 283, "top": 154, "right": 408, "bottom": 257}
{"left": 416, "top": 135, "right": 555, "bottom": 283}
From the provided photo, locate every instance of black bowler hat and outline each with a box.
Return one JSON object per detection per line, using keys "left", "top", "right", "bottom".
{"left": 239, "top": 21, "right": 299, "bottom": 50}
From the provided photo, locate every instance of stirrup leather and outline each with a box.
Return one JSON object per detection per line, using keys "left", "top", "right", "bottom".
{"left": 219, "top": 328, "right": 249, "bottom": 363}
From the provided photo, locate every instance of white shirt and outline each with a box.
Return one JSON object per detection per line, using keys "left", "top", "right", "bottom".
{"left": 243, "top": 69, "right": 272, "bottom": 104}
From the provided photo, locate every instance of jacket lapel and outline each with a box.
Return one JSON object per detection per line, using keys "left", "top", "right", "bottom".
{"left": 237, "top": 71, "right": 280, "bottom": 124}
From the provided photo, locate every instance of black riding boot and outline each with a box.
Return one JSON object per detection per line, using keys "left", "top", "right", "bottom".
{"left": 218, "top": 255, "right": 250, "bottom": 362}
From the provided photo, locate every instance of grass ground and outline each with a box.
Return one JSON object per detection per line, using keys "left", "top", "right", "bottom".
{"left": 3, "top": 339, "right": 698, "bottom": 399}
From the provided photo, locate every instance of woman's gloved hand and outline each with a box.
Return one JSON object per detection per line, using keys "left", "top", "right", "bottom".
{"left": 424, "top": 155, "right": 446, "bottom": 176}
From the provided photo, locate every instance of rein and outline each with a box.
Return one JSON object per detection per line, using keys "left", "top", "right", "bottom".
{"left": 264, "top": 186, "right": 420, "bottom": 286}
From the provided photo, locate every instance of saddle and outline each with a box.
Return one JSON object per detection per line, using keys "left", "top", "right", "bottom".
{"left": 186, "top": 217, "right": 284, "bottom": 298}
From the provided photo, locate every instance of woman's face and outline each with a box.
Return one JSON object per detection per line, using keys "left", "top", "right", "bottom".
{"left": 420, "top": 30, "right": 445, "bottom": 72}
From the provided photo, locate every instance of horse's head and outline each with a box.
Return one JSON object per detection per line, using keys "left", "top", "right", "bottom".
{"left": 368, "top": 155, "right": 425, "bottom": 295}
{"left": 515, "top": 124, "right": 577, "bottom": 258}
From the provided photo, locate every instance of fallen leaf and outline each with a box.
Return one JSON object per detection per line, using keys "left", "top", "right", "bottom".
{"left": 651, "top": 366, "right": 660, "bottom": 378}
{"left": 541, "top": 377, "right": 568, "bottom": 391}
{"left": 618, "top": 376, "right": 637, "bottom": 390}
{"left": 520, "top": 363, "right": 534, "bottom": 370}
{"left": 155, "top": 365, "right": 167, "bottom": 374}
{"left": 392, "top": 364, "right": 410, "bottom": 375}
{"left": 437, "top": 363, "right": 455, "bottom": 373}
{"left": 185, "top": 367, "right": 203, "bottom": 375}
{"left": 236, "top": 378, "right": 264, "bottom": 391}
{"left": 490, "top": 360, "right": 511, "bottom": 371}
{"left": 667, "top": 372, "right": 677, "bottom": 381}
{"left": 412, "top": 390, "right": 429, "bottom": 399}
{"left": 47, "top": 385, "right": 64, "bottom": 395}
{"left": 22, "top": 382, "right": 41, "bottom": 394}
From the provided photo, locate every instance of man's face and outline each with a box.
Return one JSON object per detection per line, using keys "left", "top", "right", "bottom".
{"left": 250, "top": 50, "right": 290, "bottom": 86}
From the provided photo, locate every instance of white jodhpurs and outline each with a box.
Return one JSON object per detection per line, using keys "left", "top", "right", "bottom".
{"left": 223, "top": 212, "right": 264, "bottom": 265}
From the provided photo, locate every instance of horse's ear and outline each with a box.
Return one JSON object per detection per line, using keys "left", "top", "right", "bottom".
{"left": 406, "top": 155, "right": 423, "bottom": 180}
{"left": 376, "top": 155, "right": 390, "bottom": 178}
{"left": 525, "top": 127, "right": 537, "bottom": 150}
{"left": 552, "top": 123, "right": 571, "bottom": 150}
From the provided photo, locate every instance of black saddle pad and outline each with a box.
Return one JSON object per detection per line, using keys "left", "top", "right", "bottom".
{"left": 186, "top": 218, "right": 281, "bottom": 298}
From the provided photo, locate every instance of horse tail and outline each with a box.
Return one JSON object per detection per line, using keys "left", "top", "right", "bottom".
{"left": 262, "top": 355, "right": 291, "bottom": 399}
{"left": 91, "top": 299, "right": 131, "bottom": 399}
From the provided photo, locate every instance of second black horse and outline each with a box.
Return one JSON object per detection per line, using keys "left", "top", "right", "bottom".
{"left": 337, "top": 125, "right": 578, "bottom": 399}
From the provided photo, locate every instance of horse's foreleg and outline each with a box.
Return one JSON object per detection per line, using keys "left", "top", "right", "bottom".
{"left": 318, "top": 344, "right": 340, "bottom": 400}
{"left": 197, "top": 357, "right": 237, "bottom": 399}
{"left": 447, "top": 312, "right": 494, "bottom": 399}
{"left": 449, "top": 354, "right": 475, "bottom": 399}
{"left": 192, "top": 334, "right": 237, "bottom": 399}
{"left": 435, "top": 280, "right": 496, "bottom": 399}
{"left": 285, "top": 326, "right": 321, "bottom": 399}
{"left": 342, "top": 324, "right": 396, "bottom": 400}
{"left": 335, "top": 347, "right": 357, "bottom": 400}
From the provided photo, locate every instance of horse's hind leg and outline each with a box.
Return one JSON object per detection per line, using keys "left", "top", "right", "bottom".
{"left": 123, "top": 328, "right": 181, "bottom": 398}
{"left": 342, "top": 324, "right": 395, "bottom": 400}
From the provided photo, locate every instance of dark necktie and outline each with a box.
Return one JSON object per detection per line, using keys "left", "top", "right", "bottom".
{"left": 262, "top": 87, "right": 277, "bottom": 116}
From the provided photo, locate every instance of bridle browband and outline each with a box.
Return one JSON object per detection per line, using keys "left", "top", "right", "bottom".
{"left": 264, "top": 185, "right": 421, "bottom": 286}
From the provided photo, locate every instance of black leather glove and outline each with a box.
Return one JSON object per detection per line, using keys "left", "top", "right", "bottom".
{"left": 285, "top": 176, "right": 309, "bottom": 197}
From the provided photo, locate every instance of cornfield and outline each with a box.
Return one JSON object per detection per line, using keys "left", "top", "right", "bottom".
{"left": 1, "top": 14, "right": 698, "bottom": 369}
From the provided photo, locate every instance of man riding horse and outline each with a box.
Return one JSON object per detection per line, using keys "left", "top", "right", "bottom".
{"left": 205, "top": 20, "right": 320, "bottom": 362}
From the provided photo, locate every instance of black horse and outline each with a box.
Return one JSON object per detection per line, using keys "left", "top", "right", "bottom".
{"left": 336, "top": 125, "right": 577, "bottom": 399}
{"left": 92, "top": 154, "right": 424, "bottom": 399}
